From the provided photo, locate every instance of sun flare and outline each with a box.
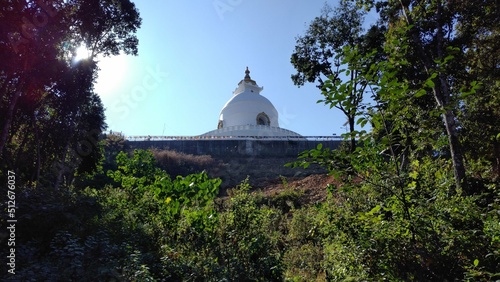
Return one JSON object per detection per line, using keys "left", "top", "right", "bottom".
{"left": 94, "top": 54, "right": 130, "bottom": 96}
{"left": 74, "top": 45, "right": 91, "bottom": 61}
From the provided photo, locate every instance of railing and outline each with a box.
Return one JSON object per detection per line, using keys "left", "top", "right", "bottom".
{"left": 125, "top": 135, "right": 345, "bottom": 142}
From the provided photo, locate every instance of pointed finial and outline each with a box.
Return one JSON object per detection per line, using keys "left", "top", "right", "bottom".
{"left": 244, "top": 66, "right": 251, "bottom": 81}
{"left": 237, "top": 66, "right": 257, "bottom": 87}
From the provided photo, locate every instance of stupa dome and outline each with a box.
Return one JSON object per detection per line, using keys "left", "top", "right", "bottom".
{"left": 218, "top": 67, "right": 279, "bottom": 128}
{"left": 201, "top": 67, "right": 302, "bottom": 139}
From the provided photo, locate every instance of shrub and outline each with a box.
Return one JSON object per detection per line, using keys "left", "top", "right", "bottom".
{"left": 215, "top": 182, "right": 284, "bottom": 281}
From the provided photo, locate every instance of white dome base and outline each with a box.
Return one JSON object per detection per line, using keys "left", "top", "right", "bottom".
{"left": 201, "top": 125, "right": 304, "bottom": 140}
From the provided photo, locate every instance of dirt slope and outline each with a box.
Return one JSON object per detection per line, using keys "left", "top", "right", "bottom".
{"left": 256, "top": 174, "right": 338, "bottom": 205}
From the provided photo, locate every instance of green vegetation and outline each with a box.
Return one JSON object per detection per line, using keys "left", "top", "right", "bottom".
{"left": 7, "top": 145, "right": 498, "bottom": 280}
{"left": 287, "top": 0, "right": 500, "bottom": 279}
{"left": 2, "top": 150, "right": 298, "bottom": 281}
{"left": 1, "top": 0, "right": 499, "bottom": 281}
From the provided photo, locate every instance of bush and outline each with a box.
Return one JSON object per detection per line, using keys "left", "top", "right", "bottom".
{"left": 8, "top": 146, "right": 498, "bottom": 281}
{"left": 215, "top": 182, "right": 284, "bottom": 281}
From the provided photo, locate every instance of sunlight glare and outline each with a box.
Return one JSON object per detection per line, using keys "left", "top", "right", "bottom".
{"left": 94, "top": 54, "right": 130, "bottom": 97}
{"left": 74, "top": 45, "right": 91, "bottom": 61}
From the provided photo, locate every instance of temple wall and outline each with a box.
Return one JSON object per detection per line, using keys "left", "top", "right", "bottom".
{"left": 125, "top": 139, "right": 343, "bottom": 189}
{"left": 126, "top": 139, "right": 342, "bottom": 158}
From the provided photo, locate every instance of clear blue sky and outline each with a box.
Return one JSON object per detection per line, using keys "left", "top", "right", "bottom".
{"left": 94, "top": 0, "right": 360, "bottom": 137}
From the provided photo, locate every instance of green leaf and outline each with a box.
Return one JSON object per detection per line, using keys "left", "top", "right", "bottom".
{"left": 415, "top": 89, "right": 427, "bottom": 98}
{"left": 367, "top": 205, "right": 381, "bottom": 215}
{"left": 425, "top": 79, "right": 435, "bottom": 88}
{"left": 409, "top": 171, "right": 418, "bottom": 180}
{"left": 473, "top": 259, "right": 479, "bottom": 267}
{"left": 360, "top": 118, "right": 368, "bottom": 128}
{"left": 443, "top": 54, "right": 454, "bottom": 64}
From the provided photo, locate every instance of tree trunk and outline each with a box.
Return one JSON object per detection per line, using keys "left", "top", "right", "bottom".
{"left": 442, "top": 108, "right": 467, "bottom": 190}
{"left": 54, "top": 123, "right": 78, "bottom": 190}
{"left": 0, "top": 90, "right": 22, "bottom": 159}
{"left": 434, "top": 0, "right": 467, "bottom": 192}
{"left": 14, "top": 129, "right": 29, "bottom": 171}
{"left": 54, "top": 141, "right": 70, "bottom": 190}
{"left": 33, "top": 114, "right": 41, "bottom": 184}
{"left": 349, "top": 115, "right": 356, "bottom": 152}
{"left": 398, "top": 0, "right": 467, "bottom": 192}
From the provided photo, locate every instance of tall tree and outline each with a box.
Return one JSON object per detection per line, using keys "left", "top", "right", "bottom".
{"left": 453, "top": 0, "right": 500, "bottom": 177}
{"left": 0, "top": 0, "right": 66, "bottom": 157}
{"left": 350, "top": 0, "right": 499, "bottom": 191}
{"left": 397, "top": 0, "right": 467, "bottom": 191}
{"left": 0, "top": 0, "right": 141, "bottom": 187}
{"left": 290, "top": 1, "right": 384, "bottom": 151}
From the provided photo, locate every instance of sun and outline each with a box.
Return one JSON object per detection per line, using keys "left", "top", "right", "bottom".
{"left": 74, "top": 45, "right": 91, "bottom": 61}
{"left": 70, "top": 43, "right": 130, "bottom": 96}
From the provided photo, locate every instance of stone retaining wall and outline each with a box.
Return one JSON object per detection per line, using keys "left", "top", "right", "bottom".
{"left": 127, "top": 139, "right": 342, "bottom": 158}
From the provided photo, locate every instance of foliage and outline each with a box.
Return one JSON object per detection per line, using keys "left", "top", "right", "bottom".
{"left": 73, "top": 132, "right": 130, "bottom": 190}
{"left": 105, "top": 149, "right": 220, "bottom": 230}
{"left": 5, "top": 142, "right": 498, "bottom": 281}
{"left": 291, "top": 1, "right": 366, "bottom": 89}
{"left": 348, "top": 0, "right": 500, "bottom": 190}
{"left": 0, "top": 0, "right": 142, "bottom": 188}
{"left": 2, "top": 0, "right": 499, "bottom": 280}
{"left": 287, "top": 4, "right": 500, "bottom": 275}
{"left": 287, "top": 36, "right": 500, "bottom": 279}
{"left": 98, "top": 151, "right": 287, "bottom": 280}
{"left": 291, "top": 1, "right": 385, "bottom": 151}
{"left": 214, "top": 183, "right": 284, "bottom": 281}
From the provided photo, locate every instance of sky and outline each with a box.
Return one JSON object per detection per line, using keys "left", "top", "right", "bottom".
{"left": 94, "top": 0, "right": 360, "bottom": 137}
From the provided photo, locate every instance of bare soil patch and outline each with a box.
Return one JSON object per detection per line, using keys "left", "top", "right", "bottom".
{"left": 256, "top": 174, "right": 339, "bottom": 205}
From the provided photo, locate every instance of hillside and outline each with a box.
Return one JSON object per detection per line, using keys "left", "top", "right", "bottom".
{"left": 150, "top": 148, "right": 329, "bottom": 192}
{"left": 252, "top": 174, "right": 334, "bottom": 205}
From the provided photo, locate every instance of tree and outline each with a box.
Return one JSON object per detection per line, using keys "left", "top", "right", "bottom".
{"left": 69, "top": 0, "right": 141, "bottom": 57}
{"left": 288, "top": 2, "right": 500, "bottom": 276}
{"left": 290, "top": 1, "right": 385, "bottom": 151}
{"left": 49, "top": 60, "right": 106, "bottom": 188}
{"left": 347, "top": 0, "right": 500, "bottom": 192}
{"left": 0, "top": 0, "right": 141, "bottom": 187}
{"left": 396, "top": 0, "right": 467, "bottom": 191}
{"left": 453, "top": 0, "right": 500, "bottom": 177}
{"left": 0, "top": 0, "right": 67, "bottom": 157}
{"left": 291, "top": 40, "right": 500, "bottom": 282}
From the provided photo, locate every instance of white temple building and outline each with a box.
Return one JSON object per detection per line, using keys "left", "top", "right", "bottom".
{"left": 201, "top": 67, "right": 303, "bottom": 138}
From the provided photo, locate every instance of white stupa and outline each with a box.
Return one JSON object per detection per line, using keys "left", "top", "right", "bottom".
{"left": 202, "top": 67, "right": 303, "bottom": 138}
